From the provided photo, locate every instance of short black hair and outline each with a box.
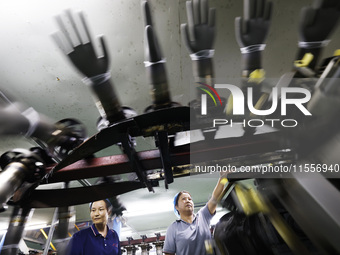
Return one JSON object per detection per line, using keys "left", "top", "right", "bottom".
{"left": 89, "top": 199, "right": 112, "bottom": 212}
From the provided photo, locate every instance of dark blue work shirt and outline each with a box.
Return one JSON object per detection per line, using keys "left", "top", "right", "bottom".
{"left": 67, "top": 224, "right": 121, "bottom": 255}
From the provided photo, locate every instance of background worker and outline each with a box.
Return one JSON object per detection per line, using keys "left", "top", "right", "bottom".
{"left": 66, "top": 199, "right": 121, "bottom": 255}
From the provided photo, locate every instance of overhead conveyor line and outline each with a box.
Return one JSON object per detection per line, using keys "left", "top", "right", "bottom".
{"left": 42, "top": 132, "right": 287, "bottom": 184}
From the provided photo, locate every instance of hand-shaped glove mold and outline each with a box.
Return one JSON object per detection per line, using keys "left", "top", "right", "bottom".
{"left": 52, "top": 10, "right": 125, "bottom": 124}
{"left": 235, "top": 0, "right": 272, "bottom": 75}
{"left": 181, "top": 0, "right": 216, "bottom": 82}
{"left": 296, "top": 0, "right": 340, "bottom": 70}
{"left": 142, "top": 1, "right": 172, "bottom": 110}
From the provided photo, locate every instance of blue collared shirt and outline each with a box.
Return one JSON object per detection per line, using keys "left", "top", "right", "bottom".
{"left": 67, "top": 224, "right": 121, "bottom": 255}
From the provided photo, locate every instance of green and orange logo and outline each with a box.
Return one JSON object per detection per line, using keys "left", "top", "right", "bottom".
{"left": 197, "top": 82, "right": 222, "bottom": 115}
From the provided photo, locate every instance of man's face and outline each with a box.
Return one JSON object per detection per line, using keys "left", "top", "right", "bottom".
{"left": 176, "top": 192, "right": 194, "bottom": 216}
{"left": 90, "top": 200, "right": 109, "bottom": 225}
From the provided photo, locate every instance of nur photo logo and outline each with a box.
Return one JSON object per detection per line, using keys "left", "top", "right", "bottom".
{"left": 197, "top": 82, "right": 312, "bottom": 128}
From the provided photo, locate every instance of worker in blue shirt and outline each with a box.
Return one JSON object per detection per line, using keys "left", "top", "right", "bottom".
{"left": 66, "top": 199, "right": 121, "bottom": 255}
